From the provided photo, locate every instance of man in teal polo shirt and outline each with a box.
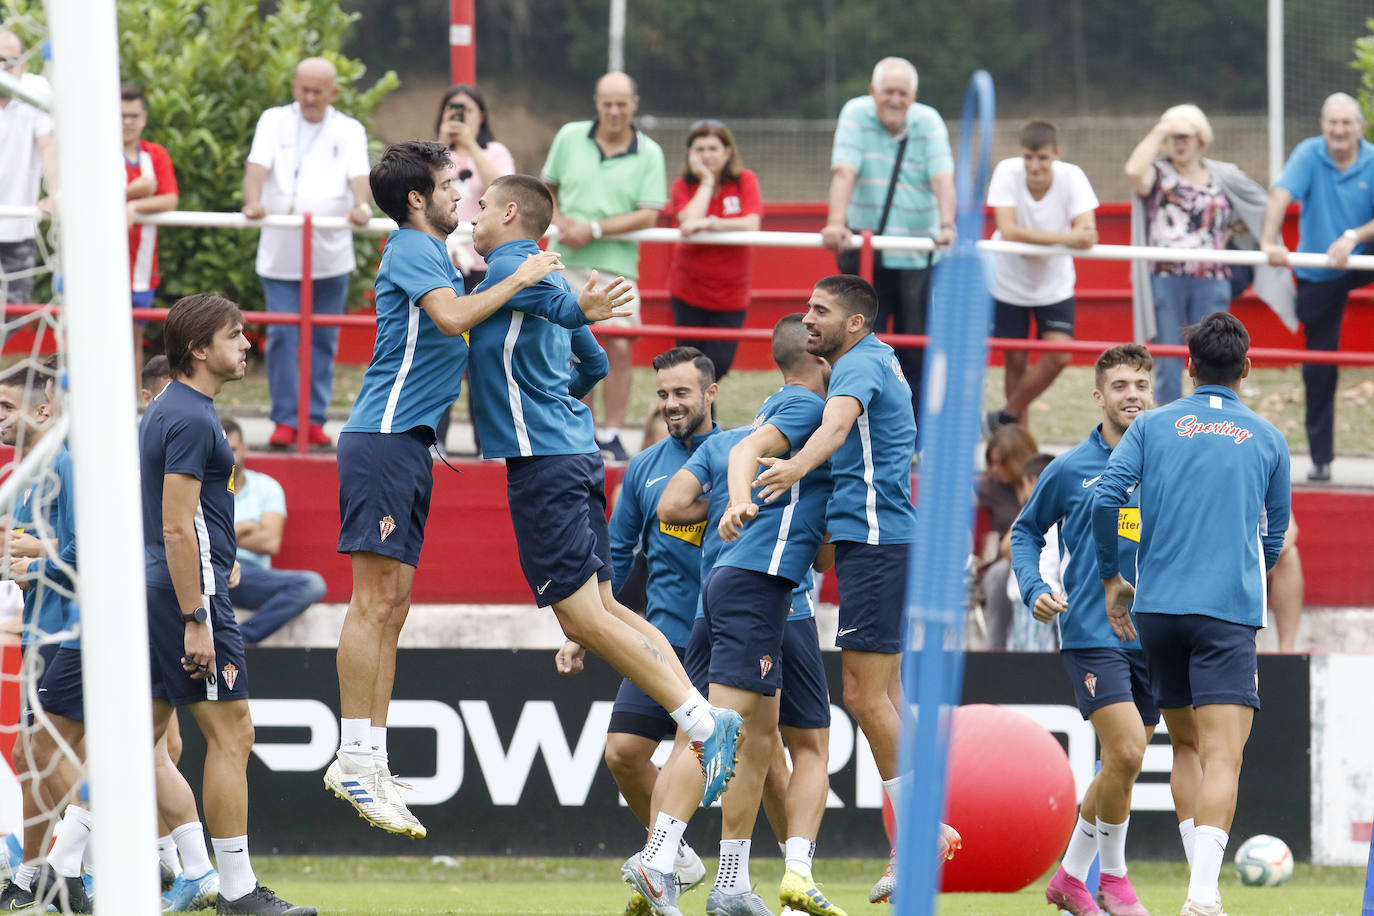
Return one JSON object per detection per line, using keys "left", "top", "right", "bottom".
{"left": 822, "top": 56, "right": 955, "bottom": 423}
{"left": 1260, "top": 91, "right": 1374, "bottom": 484}
{"left": 543, "top": 71, "right": 667, "bottom": 463}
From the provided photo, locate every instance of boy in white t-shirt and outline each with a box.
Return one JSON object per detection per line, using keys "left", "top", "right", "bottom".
{"left": 984, "top": 121, "right": 1099, "bottom": 432}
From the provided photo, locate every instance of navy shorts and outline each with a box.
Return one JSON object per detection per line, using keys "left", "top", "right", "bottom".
{"left": 609, "top": 644, "right": 689, "bottom": 741}
{"left": 19, "top": 643, "right": 58, "bottom": 726}
{"left": 992, "top": 297, "right": 1076, "bottom": 339}
{"left": 703, "top": 566, "right": 793, "bottom": 695}
{"left": 506, "top": 453, "right": 612, "bottom": 606}
{"left": 37, "top": 647, "right": 84, "bottom": 722}
{"left": 147, "top": 588, "right": 250, "bottom": 706}
{"left": 834, "top": 541, "right": 909, "bottom": 653}
{"left": 1136, "top": 613, "right": 1260, "bottom": 710}
{"left": 684, "top": 616, "right": 711, "bottom": 695}
{"left": 1060, "top": 647, "right": 1160, "bottom": 726}
{"left": 779, "top": 617, "right": 831, "bottom": 729}
{"left": 337, "top": 429, "right": 434, "bottom": 567}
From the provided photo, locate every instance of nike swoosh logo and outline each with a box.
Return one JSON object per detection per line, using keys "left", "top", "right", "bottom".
{"left": 536, "top": 580, "right": 552, "bottom": 595}
{"left": 1082, "top": 475, "right": 1102, "bottom": 488}
{"left": 646, "top": 475, "right": 668, "bottom": 487}
{"left": 837, "top": 627, "right": 859, "bottom": 638}
{"left": 222, "top": 848, "right": 244, "bottom": 854}
{"left": 637, "top": 863, "right": 665, "bottom": 900}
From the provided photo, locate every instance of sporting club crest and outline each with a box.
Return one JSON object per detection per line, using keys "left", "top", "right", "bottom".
{"left": 1084, "top": 672, "right": 1097, "bottom": 698}
{"left": 221, "top": 663, "right": 239, "bottom": 691}
{"left": 379, "top": 515, "right": 396, "bottom": 541}
{"left": 759, "top": 655, "right": 774, "bottom": 679}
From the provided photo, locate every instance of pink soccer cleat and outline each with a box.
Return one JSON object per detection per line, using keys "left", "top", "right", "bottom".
{"left": 1044, "top": 866, "right": 1101, "bottom": 916}
{"left": 1097, "top": 873, "right": 1150, "bottom": 916}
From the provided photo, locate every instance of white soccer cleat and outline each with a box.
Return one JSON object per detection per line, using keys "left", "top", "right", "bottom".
{"left": 323, "top": 752, "right": 411, "bottom": 835}
{"left": 375, "top": 765, "right": 427, "bottom": 839}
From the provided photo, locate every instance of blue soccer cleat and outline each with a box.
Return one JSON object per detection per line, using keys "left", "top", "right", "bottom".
{"left": 691, "top": 707, "right": 743, "bottom": 807}
{"left": 162, "top": 869, "right": 219, "bottom": 911}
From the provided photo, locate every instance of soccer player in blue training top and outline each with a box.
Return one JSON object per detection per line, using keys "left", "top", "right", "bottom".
{"left": 591, "top": 346, "right": 718, "bottom": 916}
{"left": 142, "top": 294, "right": 316, "bottom": 915}
{"left": 328, "top": 140, "right": 615, "bottom": 839}
{"left": 1011, "top": 343, "right": 1157, "bottom": 916}
{"left": 465, "top": 174, "right": 744, "bottom": 912}
{"left": 752, "top": 275, "right": 960, "bottom": 902}
{"left": 658, "top": 314, "right": 845, "bottom": 916}
{"left": 1093, "top": 312, "right": 1290, "bottom": 916}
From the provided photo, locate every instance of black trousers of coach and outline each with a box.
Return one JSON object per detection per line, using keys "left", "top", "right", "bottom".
{"left": 1297, "top": 270, "right": 1372, "bottom": 466}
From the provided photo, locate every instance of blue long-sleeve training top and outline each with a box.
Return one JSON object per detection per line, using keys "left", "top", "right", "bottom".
{"left": 1011, "top": 426, "right": 1142, "bottom": 650}
{"left": 1092, "top": 385, "right": 1290, "bottom": 627}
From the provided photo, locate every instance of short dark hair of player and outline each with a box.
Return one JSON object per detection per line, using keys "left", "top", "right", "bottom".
{"left": 651, "top": 346, "right": 715, "bottom": 388}
{"left": 1023, "top": 452, "right": 1055, "bottom": 482}
{"left": 221, "top": 416, "right": 242, "bottom": 440}
{"left": 814, "top": 274, "right": 878, "bottom": 330}
{"left": 369, "top": 140, "right": 451, "bottom": 226}
{"left": 433, "top": 84, "right": 496, "bottom": 148}
{"left": 0, "top": 363, "right": 49, "bottom": 406}
{"left": 141, "top": 354, "right": 171, "bottom": 392}
{"left": 1019, "top": 120, "right": 1057, "bottom": 150}
{"left": 681, "top": 120, "right": 743, "bottom": 185}
{"left": 120, "top": 82, "right": 145, "bottom": 105}
{"left": 164, "top": 293, "right": 244, "bottom": 379}
{"left": 1185, "top": 311, "right": 1250, "bottom": 386}
{"left": 771, "top": 313, "right": 813, "bottom": 372}
{"left": 488, "top": 174, "right": 554, "bottom": 238}
{"left": 1094, "top": 342, "right": 1153, "bottom": 390}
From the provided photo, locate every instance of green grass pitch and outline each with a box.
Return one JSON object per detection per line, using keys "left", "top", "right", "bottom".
{"left": 248, "top": 856, "right": 1365, "bottom": 915}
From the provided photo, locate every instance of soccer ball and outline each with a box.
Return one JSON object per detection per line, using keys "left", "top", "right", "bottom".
{"left": 1233, "top": 834, "right": 1293, "bottom": 887}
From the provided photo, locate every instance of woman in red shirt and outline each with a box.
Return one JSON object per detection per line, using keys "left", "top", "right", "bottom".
{"left": 668, "top": 121, "right": 763, "bottom": 378}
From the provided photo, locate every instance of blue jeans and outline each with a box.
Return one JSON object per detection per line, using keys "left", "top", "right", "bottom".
{"left": 261, "top": 273, "right": 349, "bottom": 427}
{"left": 229, "top": 561, "right": 327, "bottom": 644}
{"left": 1149, "top": 275, "right": 1231, "bottom": 404}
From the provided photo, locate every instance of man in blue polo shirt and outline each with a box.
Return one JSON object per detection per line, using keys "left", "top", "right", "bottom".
{"left": 330, "top": 141, "right": 583, "bottom": 839}
{"left": 658, "top": 316, "right": 845, "bottom": 916}
{"left": 595, "top": 347, "right": 717, "bottom": 915}
{"left": 1093, "top": 313, "right": 1289, "bottom": 916}
{"left": 466, "top": 177, "right": 744, "bottom": 912}
{"left": 753, "top": 275, "right": 959, "bottom": 903}
{"left": 1012, "top": 344, "right": 1158, "bottom": 916}
{"left": 1259, "top": 92, "right": 1374, "bottom": 483}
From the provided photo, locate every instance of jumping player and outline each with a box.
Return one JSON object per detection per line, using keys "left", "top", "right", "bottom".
{"left": 1093, "top": 312, "right": 1289, "bottom": 916}
{"left": 327, "top": 141, "right": 614, "bottom": 837}
{"left": 464, "top": 175, "right": 744, "bottom": 896}
{"left": 751, "top": 275, "right": 959, "bottom": 902}
{"left": 1011, "top": 343, "right": 1157, "bottom": 916}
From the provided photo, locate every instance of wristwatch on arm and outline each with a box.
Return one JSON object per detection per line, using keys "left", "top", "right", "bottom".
{"left": 181, "top": 606, "right": 207, "bottom": 624}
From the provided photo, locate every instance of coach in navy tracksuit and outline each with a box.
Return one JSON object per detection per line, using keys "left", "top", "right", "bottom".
{"left": 1093, "top": 312, "right": 1289, "bottom": 916}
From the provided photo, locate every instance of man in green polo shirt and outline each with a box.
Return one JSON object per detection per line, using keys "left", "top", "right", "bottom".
{"left": 822, "top": 56, "right": 955, "bottom": 424}
{"left": 542, "top": 71, "right": 667, "bottom": 463}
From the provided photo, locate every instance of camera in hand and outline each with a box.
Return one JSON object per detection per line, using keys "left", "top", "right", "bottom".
{"left": 447, "top": 102, "right": 465, "bottom": 122}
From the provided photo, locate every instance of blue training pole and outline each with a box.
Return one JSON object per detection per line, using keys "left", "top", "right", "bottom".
{"left": 894, "top": 70, "right": 996, "bottom": 916}
{"left": 1362, "top": 824, "right": 1374, "bottom": 916}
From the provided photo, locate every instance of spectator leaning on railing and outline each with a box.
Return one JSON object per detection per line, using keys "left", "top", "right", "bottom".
{"left": 1260, "top": 92, "right": 1374, "bottom": 484}
{"left": 241, "top": 56, "right": 372, "bottom": 452}
{"left": 122, "top": 82, "right": 179, "bottom": 375}
{"left": 666, "top": 120, "right": 762, "bottom": 381}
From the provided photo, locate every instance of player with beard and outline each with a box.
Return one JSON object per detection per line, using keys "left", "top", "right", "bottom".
{"left": 752, "top": 275, "right": 960, "bottom": 902}
{"left": 328, "top": 141, "right": 575, "bottom": 837}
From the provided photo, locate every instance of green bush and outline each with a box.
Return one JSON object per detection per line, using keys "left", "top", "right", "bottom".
{"left": 5, "top": 0, "right": 398, "bottom": 313}
{"left": 1355, "top": 16, "right": 1374, "bottom": 134}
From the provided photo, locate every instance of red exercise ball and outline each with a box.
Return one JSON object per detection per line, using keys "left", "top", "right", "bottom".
{"left": 939, "top": 704, "right": 1077, "bottom": 892}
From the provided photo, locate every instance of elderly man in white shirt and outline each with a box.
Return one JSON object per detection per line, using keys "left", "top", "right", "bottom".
{"left": 242, "top": 57, "right": 372, "bottom": 450}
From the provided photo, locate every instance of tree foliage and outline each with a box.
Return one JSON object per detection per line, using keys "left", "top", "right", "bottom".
{"left": 1354, "top": 16, "right": 1374, "bottom": 134}
{"left": 7, "top": 0, "right": 398, "bottom": 312}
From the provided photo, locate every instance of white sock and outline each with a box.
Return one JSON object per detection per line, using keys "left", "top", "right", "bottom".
{"left": 784, "top": 836, "right": 815, "bottom": 877}
{"left": 669, "top": 691, "right": 715, "bottom": 743}
{"left": 48, "top": 805, "right": 93, "bottom": 878}
{"left": 340, "top": 718, "right": 372, "bottom": 763}
{"left": 371, "top": 726, "right": 388, "bottom": 769}
{"left": 1186, "top": 825, "right": 1228, "bottom": 907}
{"left": 598, "top": 427, "right": 622, "bottom": 443}
{"left": 714, "top": 839, "right": 751, "bottom": 894}
{"left": 881, "top": 775, "right": 908, "bottom": 819}
{"left": 1061, "top": 816, "right": 1098, "bottom": 881}
{"left": 171, "top": 821, "right": 214, "bottom": 881}
{"left": 641, "top": 813, "right": 687, "bottom": 874}
{"left": 1179, "top": 817, "right": 1196, "bottom": 868}
{"left": 157, "top": 834, "right": 181, "bottom": 875}
{"left": 673, "top": 839, "right": 698, "bottom": 869}
{"left": 212, "top": 835, "right": 257, "bottom": 902}
{"left": 1096, "top": 817, "right": 1129, "bottom": 878}
{"left": 14, "top": 864, "right": 37, "bottom": 891}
